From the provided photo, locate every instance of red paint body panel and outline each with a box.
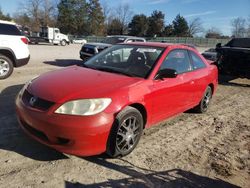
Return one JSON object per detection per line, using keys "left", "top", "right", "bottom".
{"left": 16, "top": 43, "right": 218, "bottom": 156}
{"left": 29, "top": 66, "right": 142, "bottom": 104}
{"left": 16, "top": 96, "right": 114, "bottom": 156}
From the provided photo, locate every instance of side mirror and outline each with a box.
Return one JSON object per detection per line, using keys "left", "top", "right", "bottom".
{"left": 155, "top": 68, "right": 178, "bottom": 79}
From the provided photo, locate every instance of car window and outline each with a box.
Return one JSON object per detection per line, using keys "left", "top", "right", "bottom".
{"left": 135, "top": 39, "right": 145, "bottom": 42}
{"left": 104, "top": 47, "right": 133, "bottom": 63}
{"left": 126, "top": 39, "right": 134, "bottom": 43}
{"left": 0, "top": 23, "right": 21, "bottom": 35}
{"left": 207, "top": 48, "right": 216, "bottom": 52}
{"left": 160, "top": 49, "right": 192, "bottom": 74}
{"left": 102, "top": 37, "right": 126, "bottom": 44}
{"left": 189, "top": 51, "right": 206, "bottom": 70}
{"left": 85, "top": 45, "right": 164, "bottom": 78}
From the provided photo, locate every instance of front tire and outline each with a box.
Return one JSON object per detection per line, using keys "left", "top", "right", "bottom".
{"left": 0, "top": 55, "right": 14, "bottom": 79}
{"left": 60, "top": 40, "right": 66, "bottom": 46}
{"left": 194, "top": 86, "right": 212, "bottom": 113}
{"left": 106, "top": 106, "right": 144, "bottom": 157}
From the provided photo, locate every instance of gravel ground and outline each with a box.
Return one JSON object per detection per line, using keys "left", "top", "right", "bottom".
{"left": 0, "top": 44, "right": 249, "bottom": 188}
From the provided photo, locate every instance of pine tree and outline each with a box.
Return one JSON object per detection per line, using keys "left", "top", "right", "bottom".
{"left": 172, "top": 14, "right": 189, "bottom": 37}
{"left": 87, "top": 0, "right": 105, "bottom": 35}
{"left": 163, "top": 24, "right": 174, "bottom": 37}
{"left": 107, "top": 18, "right": 123, "bottom": 35}
{"left": 57, "top": 0, "right": 88, "bottom": 35}
{"left": 146, "top": 10, "right": 165, "bottom": 37}
{"left": 128, "top": 14, "right": 148, "bottom": 37}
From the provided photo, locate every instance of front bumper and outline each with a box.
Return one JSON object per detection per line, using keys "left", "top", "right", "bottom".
{"left": 15, "top": 93, "right": 114, "bottom": 156}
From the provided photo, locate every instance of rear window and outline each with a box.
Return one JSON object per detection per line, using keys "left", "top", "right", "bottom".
{"left": 189, "top": 51, "right": 206, "bottom": 70}
{"left": 0, "top": 23, "right": 22, "bottom": 36}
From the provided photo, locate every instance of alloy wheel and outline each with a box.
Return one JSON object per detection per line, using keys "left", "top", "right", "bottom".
{"left": 116, "top": 116, "right": 141, "bottom": 153}
{"left": 202, "top": 88, "right": 212, "bottom": 110}
{"left": 0, "top": 59, "right": 10, "bottom": 77}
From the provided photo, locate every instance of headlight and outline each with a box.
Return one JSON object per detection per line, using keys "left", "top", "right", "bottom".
{"left": 55, "top": 98, "right": 112, "bottom": 116}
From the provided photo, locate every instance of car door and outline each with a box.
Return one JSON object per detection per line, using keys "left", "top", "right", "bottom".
{"left": 188, "top": 50, "right": 209, "bottom": 104}
{"left": 151, "top": 49, "right": 195, "bottom": 123}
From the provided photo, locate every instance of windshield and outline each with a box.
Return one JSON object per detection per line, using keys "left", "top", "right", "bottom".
{"left": 102, "top": 37, "right": 126, "bottom": 44}
{"left": 84, "top": 44, "right": 164, "bottom": 78}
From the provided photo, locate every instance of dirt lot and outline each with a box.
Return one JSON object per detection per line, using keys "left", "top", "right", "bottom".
{"left": 0, "top": 44, "right": 249, "bottom": 188}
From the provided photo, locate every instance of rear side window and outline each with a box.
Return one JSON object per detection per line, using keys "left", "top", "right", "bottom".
{"left": 135, "top": 39, "right": 145, "bottom": 42}
{"left": 160, "top": 49, "right": 192, "bottom": 74}
{"left": 0, "top": 23, "right": 22, "bottom": 35}
{"left": 189, "top": 51, "right": 206, "bottom": 70}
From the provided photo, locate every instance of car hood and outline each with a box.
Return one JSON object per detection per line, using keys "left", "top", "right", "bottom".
{"left": 28, "top": 66, "right": 141, "bottom": 103}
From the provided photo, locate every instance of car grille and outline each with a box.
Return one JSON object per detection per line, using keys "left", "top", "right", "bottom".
{"left": 22, "top": 90, "right": 55, "bottom": 111}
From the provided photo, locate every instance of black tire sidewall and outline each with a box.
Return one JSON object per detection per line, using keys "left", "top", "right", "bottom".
{"left": 107, "top": 107, "right": 143, "bottom": 157}
{"left": 0, "top": 55, "right": 14, "bottom": 79}
{"left": 200, "top": 86, "right": 212, "bottom": 113}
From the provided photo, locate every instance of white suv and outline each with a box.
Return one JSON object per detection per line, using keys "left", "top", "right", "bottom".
{"left": 0, "top": 20, "right": 30, "bottom": 79}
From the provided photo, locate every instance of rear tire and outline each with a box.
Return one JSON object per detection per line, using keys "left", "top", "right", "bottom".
{"left": 106, "top": 106, "right": 143, "bottom": 158}
{"left": 194, "top": 86, "right": 212, "bottom": 113}
{"left": 0, "top": 55, "right": 14, "bottom": 79}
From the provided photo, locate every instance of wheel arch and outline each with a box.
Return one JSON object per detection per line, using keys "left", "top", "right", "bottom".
{"left": 0, "top": 48, "right": 16, "bottom": 66}
{"left": 208, "top": 83, "right": 214, "bottom": 94}
{"left": 129, "top": 103, "right": 147, "bottom": 128}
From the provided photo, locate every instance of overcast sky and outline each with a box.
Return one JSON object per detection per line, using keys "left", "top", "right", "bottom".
{"left": 1, "top": 0, "right": 250, "bottom": 36}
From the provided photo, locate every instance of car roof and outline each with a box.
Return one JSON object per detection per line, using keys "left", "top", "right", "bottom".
{"left": 0, "top": 20, "right": 16, "bottom": 25}
{"left": 120, "top": 42, "right": 197, "bottom": 49}
{"left": 107, "top": 35, "right": 145, "bottom": 39}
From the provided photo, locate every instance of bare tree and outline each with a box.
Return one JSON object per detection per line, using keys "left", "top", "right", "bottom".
{"left": 101, "top": 0, "right": 111, "bottom": 24}
{"left": 17, "top": 0, "right": 56, "bottom": 31}
{"left": 13, "top": 13, "right": 31, "bottom": 28}
{"left": 41, "top": 0, "right": 56, "bottom": 26}
{"left": 205, "top": 27, "right": 222, "bottom": 38}
{"left": 23, "top": 0, "right": 42, "bottom": 31}
{"left": 114, "top": 4, "right": 133, "bottom": 34}
{"left": 101, "top": 0, "right": 113, "bottom": 34}
{"left": 247, "top": 15, "right": 250, "bottom": 37}
{"left": 231, "top": 17, "right": 246, "bottom": 37}
{"left": 188, "top": 18, "right": 204, "bottom": 37}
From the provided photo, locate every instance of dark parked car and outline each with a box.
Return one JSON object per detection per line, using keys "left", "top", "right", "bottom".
{"left": 202, "top": 48, "right": 217, "bottom": 61}
{"left": 80, "top": 35, "right": 146, "bottom": 61}
{"left": 216, "top": 38, "right": 250, "bottom": 78}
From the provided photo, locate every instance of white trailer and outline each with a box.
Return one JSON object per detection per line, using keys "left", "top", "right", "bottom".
{"left": 28, "top": 27, "right": 69, "bottom": 46}
{"left": 40, "top": 27, "right": 69, "bottom": 46}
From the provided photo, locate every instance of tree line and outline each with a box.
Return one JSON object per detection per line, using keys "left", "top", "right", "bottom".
{"left": 0, "top": 0, "right": 249, "bottom": 38}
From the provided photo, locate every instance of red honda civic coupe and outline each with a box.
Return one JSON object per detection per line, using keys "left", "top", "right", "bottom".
{"left": 16, "top": 42, "right": 218, "bottom": 157}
